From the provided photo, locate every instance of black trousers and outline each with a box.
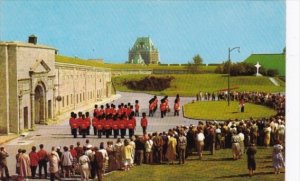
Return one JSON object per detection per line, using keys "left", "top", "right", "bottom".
{"left": 0, "top": 163, "right": 9, "bottom": 178}
{"left": 129, "top": 129, "right": 134, "bottom": 138}
{"left": 142, "top": 126, "right": 147, "bottom": 134}
{"left": 113, "top": 129, "right": 119, "bottom": 138}
{"left": 106, "top": 129, "right": 111, "bottom": 138}
{"left": 120, "top": 129, "right": 126, "bottom": 138}
{"left": 38, "top": 160, "right": 47, "bottom": 178}
{"left": 30, "top": 166, "right": 37, "bottom": 178}
{"left": 98, "top": 130, "right": 102, "bottom": 138}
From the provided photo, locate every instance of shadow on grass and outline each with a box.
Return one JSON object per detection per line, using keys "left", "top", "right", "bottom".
{"left": 214, "top": 171, "right": 275, "bottom": 179}
{"left": 187, "top": 157, "right": 233, "bottom": 162}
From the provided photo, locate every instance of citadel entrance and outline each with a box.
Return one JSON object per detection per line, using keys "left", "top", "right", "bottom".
{"left": 34, "top": 85, "right": 45, "bottom": 124}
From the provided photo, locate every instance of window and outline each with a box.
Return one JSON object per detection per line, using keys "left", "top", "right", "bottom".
{"left": 62, "top": 97, "right": 64, "bottom": 107}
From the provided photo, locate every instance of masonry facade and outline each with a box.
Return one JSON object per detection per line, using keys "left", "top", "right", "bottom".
{"left": 0, "top": 39, "right": 112, "bottom": 134}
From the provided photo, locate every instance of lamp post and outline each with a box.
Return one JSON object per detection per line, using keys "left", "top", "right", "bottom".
{"left": 227, "top": 47, "right": 240, "bottom": 106}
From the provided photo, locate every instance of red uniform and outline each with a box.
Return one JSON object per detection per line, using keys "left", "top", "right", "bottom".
{"left": 69, "top": 117, "right": 77, "bottom": 128}
{"left": 119, "top": 118, "right": 127, "bottom": 129}
{"left": 111, "top": 108, "right": 117, "bottom": 116}
{"left": 117, "top": 109, "right": 123, "bottom": 116}
{"left": 84, "top": 117, "right": 91, "bottom": 127}
{"left": 112, "top": 119, "right": 120, "bottom": 130}
{"left": 126, "top": 108, "right": 133, "bottom": 116}
{"left": 128, "top": 118, "right": 136, "bottom": 129}
{"left": 141, "top": 117, "right": 148, "bottom": 127}
{"left": 104, "top": 119, "right": 112, "bottom": 130}
{"left": 105, "top": 108, "right": 112, "bottom": 115}
{"left": 160, "top": 102, "right": 167, "bottom": 112}
{"left": 174, "top": 102, "right": 180, "bottom": 111}
{"left": 92, "top": 117, "right": 98, "bottom": 127}
{"left": 135, "top": 104, "right": 139, "bottom": 112}
{"left": 96, "top": 119, "right": 104, "bottom": 131}
{"left": 98, "top": 109, "right": 105, "bottom": 116}
{"left": 94, "top": 108, "right": 99, "bottom": 116}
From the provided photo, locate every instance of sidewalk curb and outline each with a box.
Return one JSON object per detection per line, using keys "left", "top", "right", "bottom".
{"left": 0, "top": 134, "right": 19, "bottom": 145}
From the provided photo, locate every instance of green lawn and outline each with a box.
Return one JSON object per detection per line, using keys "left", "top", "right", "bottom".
{"left": 183, "top": 101, "right": 277, "bottom": 121}
{"left": 112, "top": 74, "right": 285, "bottom": 97}
{"left": 55, "top": 55, "right": 216, "bottom": 72}
{"left": 105, "top": 147, "right": 284, "bottom": 181}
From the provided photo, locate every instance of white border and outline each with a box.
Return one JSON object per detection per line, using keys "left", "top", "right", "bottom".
{"left": 286, "top": 0, "right": 300, "bottom": 180}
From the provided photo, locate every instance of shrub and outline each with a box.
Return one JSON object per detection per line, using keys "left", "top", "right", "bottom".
{"left": 267, "top": 69, "right": 279, "bottom": 77}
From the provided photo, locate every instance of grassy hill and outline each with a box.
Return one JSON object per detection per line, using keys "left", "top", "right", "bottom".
{"left": 55, "top": 55, "right": 216, "bottom": 72}
{"left": 112, "top": 74, "right": 285, "bottom": 96}
{"left": 244, "top": 54, "right": 285, "bottom": 76}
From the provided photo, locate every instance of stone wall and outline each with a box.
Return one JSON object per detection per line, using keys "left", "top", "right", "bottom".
{"left": 54, "top": 63, "right": 111, "bottom": 115}
{"left": 0, "top": 42, "right": 112, "bottom": 134}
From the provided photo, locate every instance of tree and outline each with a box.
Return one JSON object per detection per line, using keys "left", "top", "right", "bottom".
{"left": 193, "top": 54, "right": 203, "bottom": 65}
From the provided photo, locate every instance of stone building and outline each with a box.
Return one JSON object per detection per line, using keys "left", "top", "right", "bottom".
{"left": 128, "top": 37, "right": 159, "bottom": 64}
{"left": 0, "top": 36, "right": 112, "bottom": 134}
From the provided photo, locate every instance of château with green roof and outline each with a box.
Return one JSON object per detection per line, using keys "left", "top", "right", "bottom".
{"left": 128, "top": 37, "right": 159, "bottom": 64}
{"left": 244, "top": 53, "right": 285, "bottom": 76}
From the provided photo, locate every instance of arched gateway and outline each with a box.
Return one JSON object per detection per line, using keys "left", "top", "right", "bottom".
{"left": 34, "top": 84, "right": 45, "bottom": 124}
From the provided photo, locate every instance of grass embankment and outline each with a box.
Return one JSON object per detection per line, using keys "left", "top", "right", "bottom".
{"left": 112, "top": 74, "right": 285, "bottom": 97}
{"left": 55, "top": 55, "right": 216, "bottom": 72}
{"left": 184, "top": 101, "right": 277, "bottom": 120}
{"left": 105, "top": 147, "right": 284, "bottom": 181}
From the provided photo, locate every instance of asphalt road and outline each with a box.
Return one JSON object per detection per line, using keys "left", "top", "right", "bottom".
{"left": 1, "top": 91, "right": 198, "bottom": 180}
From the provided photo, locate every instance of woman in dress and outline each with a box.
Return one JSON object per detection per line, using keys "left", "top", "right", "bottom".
{"left": 231, "top": 129, "right": 241, "bottom": 160}
{"left": 123, "top": 139, "right": 133, "bottom": 171}
{"left": 106, "top": 141, "right": 117, "bottom": 171}
{"left": 272, "top": 140, "right": 285, "bottom": 174}
{"left": 246, "top": 143, "right": 257, "bottom": 177}
{"left": 49, "top": 150, "right": 61, "bottom": 181}
{"left": 195, "top": 127, "right": 205, "bottom": 160}
{"left": 114, "top": 138, "right": 124, "bottom": 170}
{"left": 79, "top": 148, "right": 90, "bottom": 181}
{"left": 18, "top": 149, "right": 31, "bottom": 181}
{"left": 165, "top": 133, "right": 177, "bottom": 164}
{"left": 264, "top": 124, "right": 271, "bottom": 147}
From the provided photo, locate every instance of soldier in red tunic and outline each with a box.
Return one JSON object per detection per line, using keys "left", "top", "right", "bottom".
{"left": 141, "top": 112, "right": 148, "bottom": 134}
{"left": 104, "top": 114, "right": 113, "bottom": 138}
{"left": 128, "top": 113, "right": 136, "bottom": 138}
{"left": 70, "top": 113, "right": 79, "bottom": 138}
{"left": 160, "top": 100, "right": 167, "bottom": 118}
{"left": 119, "top": 114, "right": 128, "bottom": 138}
{"left": 99, "top": 105, "right": 105, "bottom": 117}
{"left": 135, "top": 100, "right": 140, "bottom": 117}
{"left": 92, "top": 112, "right": 98, "bottom": 135}
{"left": 174, "top": 99, "right": 180, "bottom": 116}
{"left": 85, "top": 112, "right": 91, "bottom": 135}
{"left": 112, "top": 114, "right": 120, "bottom": 138}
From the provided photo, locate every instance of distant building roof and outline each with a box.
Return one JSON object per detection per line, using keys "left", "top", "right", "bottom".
{"left": 131, "top": 36, "right": 158, "bottom": 52}
{"left": 244, "top": 53, "right": 285, "bottom": 76}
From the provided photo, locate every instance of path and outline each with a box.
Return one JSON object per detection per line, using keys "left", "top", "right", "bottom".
{"left": 269, "top": 77, "right": 280, "bottom": 86}
{"left": 1, "top": 91, "right": 198, "bottom": 180}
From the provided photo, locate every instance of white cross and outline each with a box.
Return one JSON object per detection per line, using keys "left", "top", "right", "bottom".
{"left": 255, "top": 62, "right": 261, "bottom": 76}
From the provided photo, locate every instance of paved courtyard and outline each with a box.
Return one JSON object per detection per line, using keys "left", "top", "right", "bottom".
{"left": 1, "top": 91, "right": 198, "bottom": 180}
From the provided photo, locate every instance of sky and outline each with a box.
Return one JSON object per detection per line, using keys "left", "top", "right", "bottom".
{"left": 0, "top": 0, "right": 285, "bottom": 64}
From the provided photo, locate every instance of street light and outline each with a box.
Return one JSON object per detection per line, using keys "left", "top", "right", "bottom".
{"left": 227, "top": 47, "right": 240, "bottom": 106}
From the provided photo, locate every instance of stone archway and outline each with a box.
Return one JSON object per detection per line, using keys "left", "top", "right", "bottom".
{"left": 34, "top": 85, "right": 45, "bottom": 124}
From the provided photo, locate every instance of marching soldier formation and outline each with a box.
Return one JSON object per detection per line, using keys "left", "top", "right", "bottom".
{"left": 69, "top": 95, "right": 181, "bottom": 139}
{"left": 69, "top": 102, "right": 141, "bottom": 139}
